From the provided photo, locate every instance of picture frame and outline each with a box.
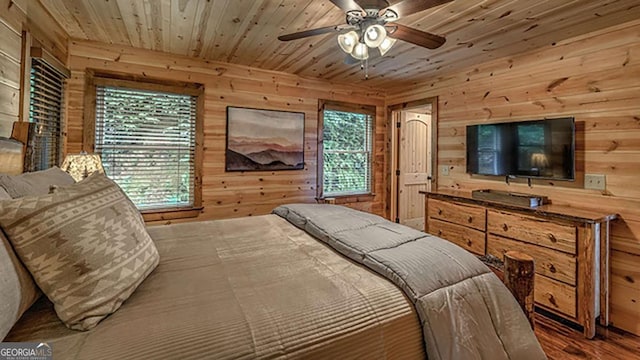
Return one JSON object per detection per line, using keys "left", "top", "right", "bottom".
{"left": 225, "top": 106, "right": 305, "bottom": 171}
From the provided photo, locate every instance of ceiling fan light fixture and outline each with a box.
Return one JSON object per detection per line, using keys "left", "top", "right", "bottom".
{"left": 337, "top": 31, "right": 359, "bottom": 53}
{"left": 364, "top": 24, "right": 387, "bottom": 48}
{"left": 382, "top": 9, "right": 399, "bottom": 22}
{"left": 352, "top": 42, "right": 369, "bottom": 60}
{"left": 378, "top": 37, "right": 396, "bottom": 56}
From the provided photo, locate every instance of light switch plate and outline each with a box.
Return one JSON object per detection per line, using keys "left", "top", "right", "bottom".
{"left": 585, "top": 174, "right": 606, "bottom": 190}
{"left": 440, "top": 165, "right": 450, "bottom": 176}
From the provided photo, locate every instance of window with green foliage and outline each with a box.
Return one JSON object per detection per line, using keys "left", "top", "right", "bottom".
{"left": 94, "top": 84, "right": 198, "bottom": 211}
{"left": 321, "top": 105, "right": 373, "bottom": 197}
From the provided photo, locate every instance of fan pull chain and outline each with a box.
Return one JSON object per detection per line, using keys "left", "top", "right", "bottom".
{"left": 360, "top": 58, "right": 369, "bottom": 80}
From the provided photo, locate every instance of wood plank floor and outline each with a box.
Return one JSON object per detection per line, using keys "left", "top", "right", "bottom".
{"left": 536, "top": 315, "right": 640, "bottom": 359}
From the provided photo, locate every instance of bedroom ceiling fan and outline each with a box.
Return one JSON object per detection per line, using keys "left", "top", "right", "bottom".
{"left": 278, "top": 0, "right": 452, "bottom": 76}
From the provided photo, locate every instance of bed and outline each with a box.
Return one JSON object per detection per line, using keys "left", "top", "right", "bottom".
{"left": 0, "top": 137, "right": 545, "bottom": 359}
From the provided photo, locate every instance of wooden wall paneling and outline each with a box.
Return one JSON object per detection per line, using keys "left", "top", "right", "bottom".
{"left": 188, "top": 0, "right": 224, "bottom": 58}
{"left": 0, "top": 0, "right": 69, "bottom": 136}
{"left": 35, "top": 0, "right": 87, "bottom": 40}
{"left": 262, "top": 2, "right": 343, "bottom": 72}
{"left": 206, "top": 0, "right": 265, "bottom": 62}
{"left": 0, "top": 16, "right": 22, "bottom": 135}
{"left": 86, "top": 0, "right": 130, "bottom": 46}
{"left": 387, "top": 19, "right": 640, "bottom": 335}
{"left": 169, "top": 0, "right": 200, "bottom": 55}
{"left": 113, "top": 0, "right": 151, "bottom": 49}
{"left": 252, "top": 1, "right": 325, "bottom": 69}
{"left": 610, "top": 249, "right": 640, "bottom": 334}
{"left": 66, "top": 40, "right": 387, "bottom": 224}
{"left": 27, "top": 0, "right": 68, "bottom": 64}
{"left": 34, "top": 0, "right": 640, "bottom": 88}
{"left": 0, "top": 0, "right": 26, "bottom": 32}
{"left": 228, "top": 0, "right": 293, "bottom": 66}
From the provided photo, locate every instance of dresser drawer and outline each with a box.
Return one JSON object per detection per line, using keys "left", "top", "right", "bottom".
{"left": 487, "top": 210, "right": 576, "bottom": 254}
{"left": 428, "top": 199, "right": 486, "bottom": 231}
{"left": 487, "top": 234, "right": 576, "bottom": 285}
{"left": 535, "top": 275, "right": 577, "bottom": 318}
{"left": 428, "top": 218, "right": 486, "bottom": 255}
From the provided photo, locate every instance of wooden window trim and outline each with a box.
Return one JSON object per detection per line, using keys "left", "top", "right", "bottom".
{"left": 83, "top": 70, "right": 204, "bottom": 221}
{"left": 317, "top": 99, "right": 376, "bottom": 200}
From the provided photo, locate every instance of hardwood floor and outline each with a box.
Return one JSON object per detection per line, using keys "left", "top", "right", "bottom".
{"left": 536, "top": 315, "right": 640, "bottom": 359}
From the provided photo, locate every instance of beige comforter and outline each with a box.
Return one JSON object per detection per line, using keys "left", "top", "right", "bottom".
{"left": 6, "top": 215, "right": 424, "bottom": 359}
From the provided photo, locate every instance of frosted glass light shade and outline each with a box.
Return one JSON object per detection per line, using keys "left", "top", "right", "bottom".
{"left": 61, "top": 153, "right": 105, "bottom": 182}
{"left": 338, "top": 31, "right": 359, "bottom": 54}
{"left": 378, "top": 37, "right": 397, "bottom": 56}
{"left": 351, "top": 43, "right": 369, "bottom": 60}
{"left": 364, "top": 24, "right": 387, "bottom": 48}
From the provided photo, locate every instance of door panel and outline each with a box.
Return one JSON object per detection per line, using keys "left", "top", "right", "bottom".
{"left": 398, "top": 111, "right": 431, "bottom": 230}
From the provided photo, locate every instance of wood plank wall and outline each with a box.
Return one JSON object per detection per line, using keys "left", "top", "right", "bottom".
{"left": 0, "top": 0, "right": 27, "bottom": 135}
{"left": 387, "top": 19, "right": 640, "bottom": 336}
{"left": 65, "top": 40, "right": 388, "bottom": 221}
{"left": 0, "top": 0, "right": 68, "bottom": 136}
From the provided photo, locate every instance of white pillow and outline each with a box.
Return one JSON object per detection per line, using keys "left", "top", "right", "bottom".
{"left": 0, "top": 167, "right": 74, "bottom": 198}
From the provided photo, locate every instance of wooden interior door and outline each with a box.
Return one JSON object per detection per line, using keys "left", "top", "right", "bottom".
{"left": 398, "top": 110, "right": 432, "bottom": 230}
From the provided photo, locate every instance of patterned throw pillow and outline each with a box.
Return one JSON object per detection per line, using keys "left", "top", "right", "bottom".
{"left": 0, "top": 174, "right": 159, "bottom": 331}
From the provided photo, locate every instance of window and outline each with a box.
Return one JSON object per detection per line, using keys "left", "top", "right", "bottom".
{"left": 92, "top": 77, "right": 202, "bottom": 213}
{"left": 28, "top": 58, "right": 67, "bottom": 171}
{"left": 319, "top": 102, "right": 374, "bottom": 197}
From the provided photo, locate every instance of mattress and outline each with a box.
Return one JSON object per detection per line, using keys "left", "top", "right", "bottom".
{"left": 6, "top": 214, "right": 425, "bottom": 359}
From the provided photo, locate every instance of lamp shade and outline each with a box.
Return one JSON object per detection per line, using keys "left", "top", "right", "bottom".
{"left": 378, "top": 37, "right": 397, "bottom": 56}
{"left": 60, "top": 153, "right": 105, "bottom": 182}
{"left": 337, "top": 31, "right": 359, "bottom": 54}
{"left": 351, "top": 42, "right": 369, "bottom": 60}
{"left": 364, "top": 24, "right": 387, "bottom": 48}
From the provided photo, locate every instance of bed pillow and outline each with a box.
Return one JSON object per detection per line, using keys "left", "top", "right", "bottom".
{"left": 0, "top": 232, "right": 40, "bottom": 340}
{"left": 0, "top": 166, "right": 75, "bottom": 198}
{"left": 0, "top": 173, "right": 159, "bottom": 331}
{"left": 0, "top": 187, "right": 10, "bottom": 199}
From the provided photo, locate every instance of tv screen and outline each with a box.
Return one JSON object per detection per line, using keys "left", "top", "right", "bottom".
{"left": 466, "top": 117, "right": 575, "bottom": 180}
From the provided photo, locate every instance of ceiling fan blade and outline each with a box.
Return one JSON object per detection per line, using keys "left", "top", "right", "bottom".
{"left": 330, "top": 0, "right": 364, "bottom": 13}
{"left": 386, "top": 23, "right": 445, "bottom": 49}
{"left": 278, "top": 25, "right": 340, "bottom": 41}
{"left": 383, "top": 0, "right": 453, "bottom": 18}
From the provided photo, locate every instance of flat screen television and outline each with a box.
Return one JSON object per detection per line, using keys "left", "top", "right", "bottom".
{"left": 466, "top": 117, "right": 575, "bottom": 181}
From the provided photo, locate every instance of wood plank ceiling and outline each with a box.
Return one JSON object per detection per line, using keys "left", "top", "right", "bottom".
{"left": 39, "top": 0, "right": 640, "bottom": 89}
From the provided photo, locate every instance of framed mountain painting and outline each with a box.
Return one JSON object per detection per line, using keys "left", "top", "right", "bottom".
{"left": 226, "top": 106, "right": 305, "bottom": 171}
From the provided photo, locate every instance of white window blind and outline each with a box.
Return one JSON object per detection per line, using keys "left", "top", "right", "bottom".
{"left": 322, "top": 108, "right": 373, "bottom": 197}
{"left": 29, "top": 58, "right": 65, "bottom": 171}
{"left": 95, "top": 85, "right": 196, "bottom": 210}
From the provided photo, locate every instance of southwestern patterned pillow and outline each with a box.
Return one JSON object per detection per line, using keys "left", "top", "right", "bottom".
{"left": 0, "top": 173, "right": 159, "bottom": 331}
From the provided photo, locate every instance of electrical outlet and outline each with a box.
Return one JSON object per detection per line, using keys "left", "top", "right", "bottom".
{"left": 585, "top": 174, "right": 606, "bottom": 190}
{"left": 440, "top": 165, "right": 450, "bottom": 176}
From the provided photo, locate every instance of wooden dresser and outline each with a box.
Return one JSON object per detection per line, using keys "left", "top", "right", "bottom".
{"left": 421, "top": 191, "right": 617, "bottom": 338}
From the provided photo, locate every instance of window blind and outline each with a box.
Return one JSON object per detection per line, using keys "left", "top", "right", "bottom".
{"left": 95, "top": 85, "right": 197, "bottom": 210}
{"left": 322, "top": 108, "right": 373, "bottom": 197}
{"left": 29, "top": 58, "right": 65, "bottom": 171}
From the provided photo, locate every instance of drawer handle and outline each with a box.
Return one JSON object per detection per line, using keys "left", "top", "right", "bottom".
{"left": 437, "top": 208, "right": 443, "bottom": 215}
{"left": 502, "top": 223, "right": 509, "bottom": 231}
{"left": 548, "top": 233, "right": 558, "bottom": 243}
{"left": 547, "top": 294, "right": 558, "bottom": 308}
{"left": 438, "top": 230, "right": 443, "bottom": 236}
{"left": 467, "top": 216, "right": 473, "bottom": 223}
{"left": 466, "top": 239, "right": 472, "bottom": 246}
{"left": 548, "top": 264, "right": 557, "bottom": 273}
